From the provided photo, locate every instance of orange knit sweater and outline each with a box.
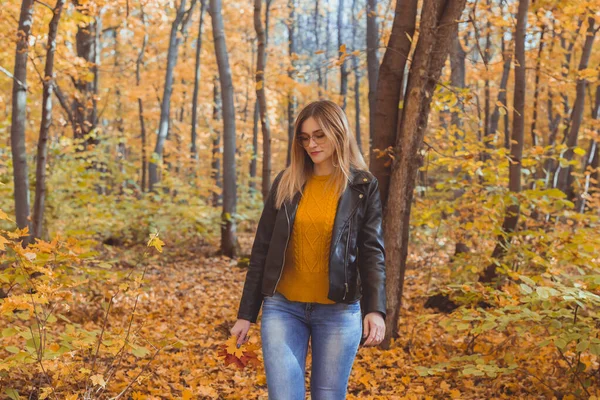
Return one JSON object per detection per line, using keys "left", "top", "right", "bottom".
{"left": 276, "top": 173, "right": 339, "bottom": 303}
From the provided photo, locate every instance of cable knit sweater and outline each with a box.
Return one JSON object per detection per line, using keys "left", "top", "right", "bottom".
{"left": 276, "top": 173, "right": 339, "bottom": 303}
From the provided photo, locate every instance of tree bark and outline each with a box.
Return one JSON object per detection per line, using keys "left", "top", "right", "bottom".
{"left": 191, "top": 0, "right": 206, "bottom": 161}
{"left": 149, "top": 0, "right": 191, "bottom": 191}
{"left": 369, "top": 0, "right": 418, "bottom": 209}
{"left": 286, "top": 0, "right": 297, "bottom": 167}
{"left": 72, "top": 4, "right": 97, "bottom": 144}
{"left": 554, "top": 17, "right": 597, "bottom": 200}
{"left": 10, "top": 0, "right": 35, "bottom": 238}
{"left": 338, "top": 1, "right": 348, "bottom": 110}
{"left": 33, "top": 0, "right": 66, "bottom": 241}
{"left": 210, "top": 0, "right": 239, "bottom": 257}
{"left": 366, "top": 0, "right": 378, "bottom": 152}
{"left": 314, "top": 0, "right": 323, "bottom": 96}
{"left": 137, "top": 6, "right": 149, "bottom": 193}
{"left": 212, "top": 76, "right": 222, "bottom": 207}
{"left": 254, "top": 0, "right": 272, "bottom": 202}
{"left": 383, "top": 0, "right": 467, "bottom": 347}
{"left": 480, "top": 0, "right": 529, "bottom": 283}
{"left": 352, "top": 0, "right": 362, "bottom": 153}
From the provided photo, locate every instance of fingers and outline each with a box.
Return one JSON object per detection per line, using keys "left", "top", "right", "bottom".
{"left": 230, "top": 326, "right": 250, "bottom": 347}
{"left": 362, "top": 319, "right": 385, "bottom": 347}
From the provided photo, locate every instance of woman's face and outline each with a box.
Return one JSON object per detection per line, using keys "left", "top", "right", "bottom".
{"left": 298, "top": 117, "right": 334, "bottom": 167}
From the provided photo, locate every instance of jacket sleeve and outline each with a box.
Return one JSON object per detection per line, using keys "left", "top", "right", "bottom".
{"left": 236, "top": 170, "right": 284, "bottom": 323}
{"left": 357, "top": 177, "right": 387, "bottom": 320}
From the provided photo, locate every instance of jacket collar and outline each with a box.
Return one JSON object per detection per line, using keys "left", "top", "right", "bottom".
{"left": 348, "top": 166, "right": 373, "bottom": 187}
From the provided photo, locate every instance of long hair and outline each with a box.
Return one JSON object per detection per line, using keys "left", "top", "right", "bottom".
{"left": 274, "top": 100, "right": 368, "bottom": 209}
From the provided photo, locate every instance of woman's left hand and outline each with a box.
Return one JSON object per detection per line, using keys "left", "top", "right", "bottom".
{"left": 362, "top": 312, "right": 385, "bottom": 346}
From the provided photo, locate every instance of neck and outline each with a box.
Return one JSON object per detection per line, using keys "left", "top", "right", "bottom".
{"left": 313, "top": 160, "right": 334, "bottom": 176}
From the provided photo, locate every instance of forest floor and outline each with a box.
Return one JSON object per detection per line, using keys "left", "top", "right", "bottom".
{"left": 57, "top": 232, "right": 598, "bottom": 399}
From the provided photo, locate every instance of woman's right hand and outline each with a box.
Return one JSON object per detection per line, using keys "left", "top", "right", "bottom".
{"left": 230, "top": 319, "right": 252, "bottom": 347}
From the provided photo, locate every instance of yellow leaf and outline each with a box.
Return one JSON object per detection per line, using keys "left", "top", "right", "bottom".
{"left": 65, "top": 394, "right": 78, "bottom": 400}
{"left": 450, "top": 389, "right": 461, "bottom": 398}
{"left": 255, "top": 80, "right": 264, "bottom": 90}
{"left": 225, "top": 335, "right": 244, "bottom": 358}
{"left": 0, "top": 210, "right": 9, "bottom": 221}
{"left": 90, "top": 374, "right": 106, "bottom": 388}
{"left": 147, "top": 233, "right": 164, "bottom": 253}
{"left": 339, "top": 43, "right": 346, "bottom": 53}
{"left": 0, "top": 235, "right": 9, "bottom": 251}
{"left": 182, "top": 389, "right": 193, "bottom": 400}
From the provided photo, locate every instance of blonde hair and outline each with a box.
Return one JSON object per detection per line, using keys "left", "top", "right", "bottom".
{"left": 274, "top": 100, "right": 368, "bottom": 209}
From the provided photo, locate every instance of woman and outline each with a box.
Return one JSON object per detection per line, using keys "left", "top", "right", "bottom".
{"left": 231, "top": 100, "right": 386, "bottom": 400}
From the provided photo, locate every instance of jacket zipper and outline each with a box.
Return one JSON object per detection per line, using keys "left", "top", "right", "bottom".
{"left": 342, "top": 217, "right": 351, "bottom": 300}
{"left": 272, "top": 203, "right": 290, "bottom": 295}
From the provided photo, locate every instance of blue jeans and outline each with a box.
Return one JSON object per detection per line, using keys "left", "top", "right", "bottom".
{"left": 260, "top": 291, "right": 362, "bottom": 400}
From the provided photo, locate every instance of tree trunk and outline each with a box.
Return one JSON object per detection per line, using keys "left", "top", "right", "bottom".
{"left": 72, "top": 6, "right": 97, "bottom": 144}
{"left": 554, "top": 17, "right": 597, "bottom": 200}
{"left": 314, "top": 0, "right": 323, "bottom": 96}
{"left": 530, "top": 25, "right": 545, "bottom": 149}
{"left": 286, "top": 0, "right": 297, "bottom": 167}
{"left": 191, "top": 0, "right": 206, "bottom": 161}
{"left": 369, "top": 0, "right": 418, "bottom": 209}
{"left": 324, "top": 0, "right": 330, "bottom": 91}
{"left": 338, "top": 1, "right": 348, "bottom": 110}
{"left": 149, "top": 0, "right": 189, "bottom": 191}
{"left": 254, "top": 0, "right": 272, "bottom": 202}
{"left": 250, "top": 101, "right": 259, "bottom": 192}
{"left": 366, "top": 0, "right": 378, "bottom": 152}
{"left": 352, "top": 0, "right": 362, "bottom": 153}
{"left": 489, "top": 32, "right": 512, "bottom": 149}
{"left": 480, "top": 0, "right": 529, "bottom": 283}
{"left": 212, "top": 76, "right": 222, "bottom": 207}
{"left": 137, "top": 7, "right": 149, "bottom": 193}
{"left": 210, "top": 0, "right": 239, "bottom": 257}
{"left": 33, "top": 0, "right": 65, "bottom": 241}
{"left": 449, "top": 24, "right": 465, "bottom": 132}
{"left": 382, "top": 0, "right": 467, "bottom": 348}
{"left": 10, "top": 0, "right": 35, "bottom": 238}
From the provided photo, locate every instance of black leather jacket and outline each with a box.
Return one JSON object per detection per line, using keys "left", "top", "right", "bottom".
{"left": 237, "top": 166, "right": 386, "bottom": 323}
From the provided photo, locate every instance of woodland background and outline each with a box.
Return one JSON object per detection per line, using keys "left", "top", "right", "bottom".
{"left": 1, "top": 0, "right": 600, "bottom": 398}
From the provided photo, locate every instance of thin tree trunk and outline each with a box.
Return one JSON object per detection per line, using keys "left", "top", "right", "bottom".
{"left": 554, "top": 17, "right": 597, "bottom": 199}
{"left": 370, "top": 0, "right": 418, "bottom": 208}
{"left": 10, "top": 0, "right": 35, "bottom": 238}
{"left": 366, "top": 0, "right": 379, "bottom": 152}
{"left": 482, "top": 16, "right": 492, "bottom": 161}
{"left": 383, "top": 0, "right": 466, "bottom": 347}
{"left": 449, "top": 23, "right": 466, "bottom": 132}
{"left": 314, "top": 0, "right": 323, "bottom": 96}
{"left": 137, "top": 7, "right": 148, "bottom": 193}
{"left": 338, "top": 1, "right": 348, "bottom": 110}
{"left": 286, "top": 0, "right": 297, "bottom": 167}
{"left": 481, "top": 0, "right": 529, "bottom": 282}
{"left": 254, "top": 0, "right": 272, "bottom": 201}
{"left": 530, "top": 25, "right": 545, "bottom": 149}
{"left": 191, "top": 0, "right": 206, "bottom": 160}
{"left": 352, "top": 0, "right": 362, "bottom": 153}
{"left": 210, "top": 0, "right": 239, "bottom": 257}
{"left": 250, "top": 101, "right": 259, "bottom": 192}
{"left": 489, "top": 32, "right": 512, "bottom": 148}
{"left": 578, "top": 81, "right": 599, "bottom": 212}
{"left": 33, "top": 0, "right": 65, "bottom": 241}
{"left": 324, "top": 0, "right": 330, "bottom": 91}
{"left": 212, "top": 76, "right": 222, "bottom": 207}
{"left": 149, "top": 0, "right": 190, "bottom": 191}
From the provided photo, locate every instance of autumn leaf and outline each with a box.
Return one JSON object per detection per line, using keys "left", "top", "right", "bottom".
{"left": 147, "top": 232, "right": 164, "bottom": 253}
{"left": 90, "top": 374, "right": 106, "bottom": 388}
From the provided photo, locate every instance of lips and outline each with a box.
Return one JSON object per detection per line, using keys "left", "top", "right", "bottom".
{"left": 310, "top": 151, "right": 321, "bottom": 156}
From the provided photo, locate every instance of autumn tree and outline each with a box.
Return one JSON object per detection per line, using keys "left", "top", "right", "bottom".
{"left": 210, "top": 0, "right": 239, "bottom": 257}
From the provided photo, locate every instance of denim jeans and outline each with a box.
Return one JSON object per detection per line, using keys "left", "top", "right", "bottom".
{"left": 260, "top": 291, "right": 362, "bottom": 400}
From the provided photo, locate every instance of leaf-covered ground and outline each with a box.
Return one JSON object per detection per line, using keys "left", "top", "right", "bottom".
{"left": 80, "top": 233, "right": 599, "bottom": 400}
